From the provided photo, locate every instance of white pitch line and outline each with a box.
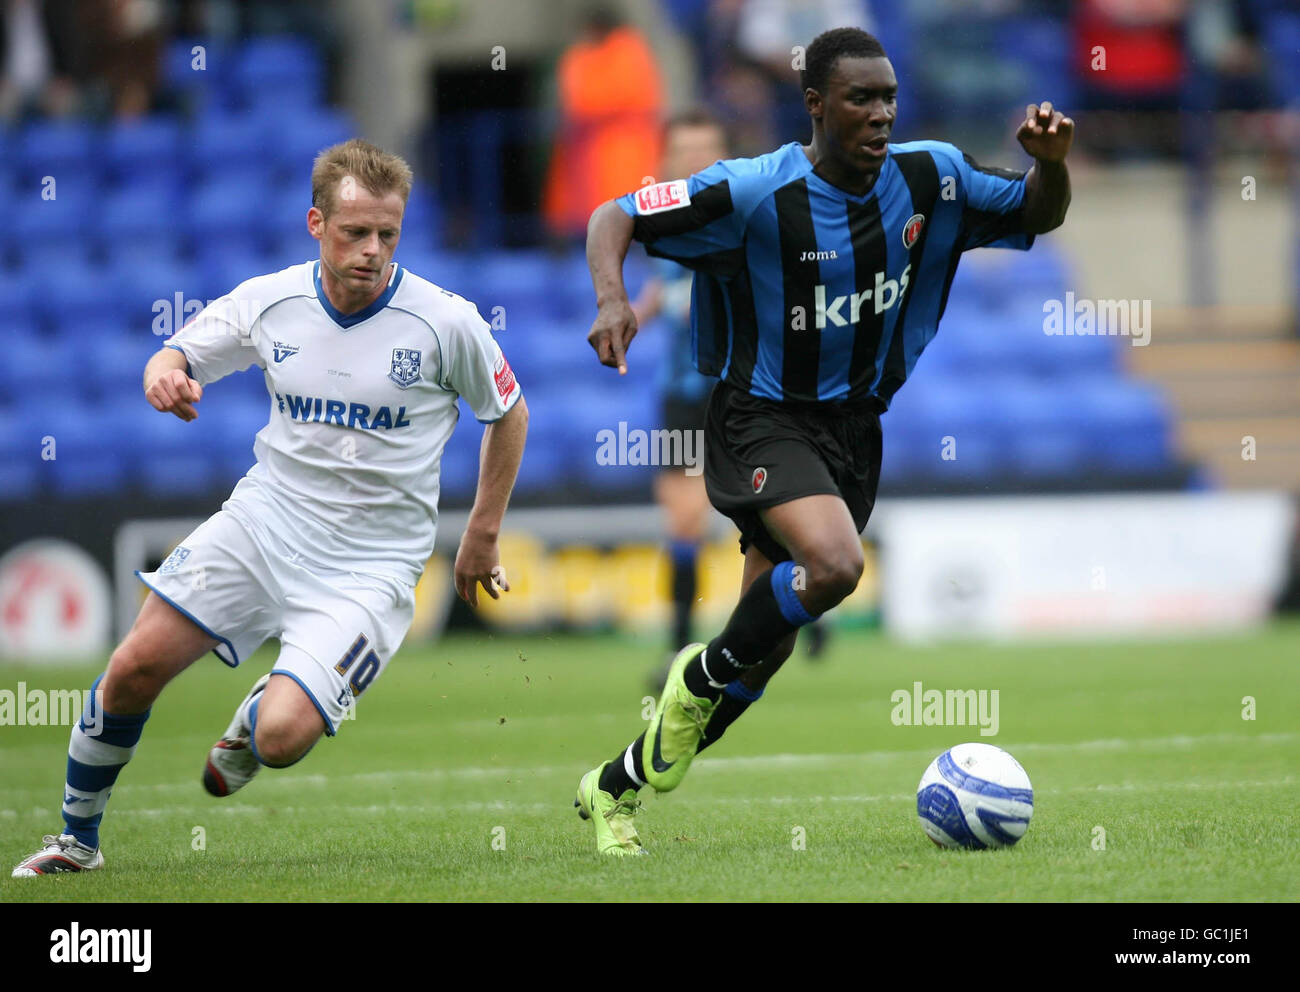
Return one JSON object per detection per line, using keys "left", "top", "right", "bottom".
{"left": 1, "top": 731, "right": 1294, "bottom": 801}
{"left": 1, "top": 777, "right": 1294, "bottom": 823}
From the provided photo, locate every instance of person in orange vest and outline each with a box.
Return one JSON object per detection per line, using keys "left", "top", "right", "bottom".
{"left": 544, "top": 6, "right": 665, "bottom": 241}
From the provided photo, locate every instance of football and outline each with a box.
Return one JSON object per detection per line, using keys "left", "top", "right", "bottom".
{"left": 916, "top": 742, "right": 1034, "bottom": 849}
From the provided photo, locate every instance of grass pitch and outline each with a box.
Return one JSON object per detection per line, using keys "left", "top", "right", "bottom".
{"left": 2, "top": 621, "right": 1297, "bottom": 902}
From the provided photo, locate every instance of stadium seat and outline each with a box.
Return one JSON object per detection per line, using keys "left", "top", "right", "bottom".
{"left": 82, "top": 334, "right": 158, "bottom": 404}
{"left": 39, "top": 400, "right": 135, "bottom": 496}
{"left": 16, "top": 121, "right": 99, "bottom": 183}
{"left": 230, "top": 36, "right": 325, "bottom": 109}
{"left": 164, "top": 38, "right": 240, "bottom": 113}
{"left": 1068, "top": 378, "right": 1174, "bottom": 474}
{"left": 103, "top": 116, "right": 184, "bottom": 186}
{"left": 187, "top": 114, "right": 271, "bottom": 178}
{"left": 185, "top": 176, "right": 273, "bottom": 248}
{"left": 13, "top": 184, "right": 97, "bottom": 251}
{"left": 267, "top": 109, "right": 354, "bottom": 173}
{"left": 0, "top": 410, "right": 40, "bottom": 499}
{"left": 35, "top": 261, "right": 128, "bottom": 334}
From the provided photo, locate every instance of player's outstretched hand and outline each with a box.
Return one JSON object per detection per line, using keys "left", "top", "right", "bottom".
{"left": 145, "top": 368, "right": 203, "bottom": 422}
{"left": 1017, "top": 101, "right": 1074, "bottom": 163}
{"left": 454, "top": 529, "right": 510, "bottom": 608}
{"left": 587, "top": 298, "right": 638, "bottom": 375}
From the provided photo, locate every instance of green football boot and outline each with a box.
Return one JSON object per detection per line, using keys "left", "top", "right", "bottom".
{"left": 641, "top": 642, "right": 717, "bottom": 792}
{"left": 575, "top": 762, "right": 648, "bottom": 857}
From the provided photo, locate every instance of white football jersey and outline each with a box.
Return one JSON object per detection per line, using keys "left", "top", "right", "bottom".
{"left": 164, "top": 260, "right": 521, "bottom": 588}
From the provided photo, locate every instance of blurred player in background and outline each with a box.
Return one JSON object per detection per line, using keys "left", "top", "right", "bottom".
{"left": 579, "top": 27, "right": 1073, "bottom": 856}
{"left": 13, "top": 139, "right": 528, "bottom": 877}
{"left": 632, "top": 109, "right": 725, "bottom": 689}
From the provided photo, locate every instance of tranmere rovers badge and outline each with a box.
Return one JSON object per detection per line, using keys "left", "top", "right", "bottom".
{"left": 389, "top": 348, "right": 422, "bottom": 388}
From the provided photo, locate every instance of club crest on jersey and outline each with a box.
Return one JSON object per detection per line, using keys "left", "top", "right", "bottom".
{"left": 903, "top": 213, "right": 925, "bottom": 249}
{"left": 159, "top": 546, "right": 191, "bottom": 574}
{"left": 751, "top": 467, "right": 768, "bottom": 494}
{"left": 388, "top": 348, "right": 422, "bottom": 388}
{"left": 635, "top": 179, "right": 690, "bottom": 215}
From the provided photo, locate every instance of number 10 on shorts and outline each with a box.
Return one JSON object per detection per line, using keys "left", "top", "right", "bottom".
{"left": 334, "top": 634, "right": 382, "bottom": 698}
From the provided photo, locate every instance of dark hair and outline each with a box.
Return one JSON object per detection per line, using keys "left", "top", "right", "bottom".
{"left": 801, "top": 27, "right": 888, "bottom": 94}
{"left": 664, "top": 107, "right": 725, "bottom": 140}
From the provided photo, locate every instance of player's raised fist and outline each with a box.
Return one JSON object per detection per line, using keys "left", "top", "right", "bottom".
{"left": 1017, "top": 101, "right": 1074, "bottom": 163}
{"left": 146, "top": 368, "right": 203, "bottom": 422}
{"left": 587, "top": 298, "right": 638, "bottom": 375}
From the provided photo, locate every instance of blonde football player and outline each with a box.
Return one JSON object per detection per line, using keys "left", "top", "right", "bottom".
{"left": 13, "top": 139, "right": 528, "bottom": 876}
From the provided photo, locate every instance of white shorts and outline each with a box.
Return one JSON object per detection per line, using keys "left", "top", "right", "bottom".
{"left": 135, "top": 508, "right": 415, "bottom": 735}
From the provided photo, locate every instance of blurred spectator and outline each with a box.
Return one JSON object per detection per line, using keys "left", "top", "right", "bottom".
{"left": 0, "top": 0, "right": 78, "bottom": 118}
{"left": 1073, "top": 0, "right": 1187, "bottom": 111}
{"left": 0, "top": 0, "right": 163, "bottom": 121}
{"left": 543, "top": 5, "right": 664, "bottom": 242}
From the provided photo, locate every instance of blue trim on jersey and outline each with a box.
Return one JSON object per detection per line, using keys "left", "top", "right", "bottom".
{"left": 164, "top": 343, "right": 193, "bottom": 378}
{"left": 268, "top": 667, "right": 337, "bottom": 737}
{"left": 313, "top": 261, "right": 405, "bottom": 329}
{"left": 134, "top": 571, "right": 239, "bottom": 668}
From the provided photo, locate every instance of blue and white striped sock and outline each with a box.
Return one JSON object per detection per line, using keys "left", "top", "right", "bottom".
{"left": 61, "top": 674, "right": 149, "bottom": 850}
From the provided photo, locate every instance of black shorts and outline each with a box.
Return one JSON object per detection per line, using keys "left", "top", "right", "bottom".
{"left": 702, "top": 380, "right": 884, "bottom": 563}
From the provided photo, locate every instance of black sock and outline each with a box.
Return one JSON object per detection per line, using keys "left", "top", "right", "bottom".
{"left": 696, "top": 681, "right": 765, "bottom": 754}
{"left": 669, "top": 541, "right": 698, "bottom": 650}
{"left": 683, "top": 561, "right": 815, "bottom": 698}
{"left": 598, "top": 732, "right": 646, "bottom": 796}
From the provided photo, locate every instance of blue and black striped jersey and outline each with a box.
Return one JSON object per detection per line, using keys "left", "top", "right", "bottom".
{"left": 615, "top": 140, "right": 1035, "bottom": 406}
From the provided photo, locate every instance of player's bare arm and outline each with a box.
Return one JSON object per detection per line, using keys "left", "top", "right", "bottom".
{"left": 143, "top": 346, "right": 203, "bottom": 422}
{"left": 585, "top": 199, "right": 639, "bottom": 375}
{"left": 455, "top": 394, "right": 529, "bottom": 607}
{"left": 1018, "top": 101, "right": 1074, "bottom": 234}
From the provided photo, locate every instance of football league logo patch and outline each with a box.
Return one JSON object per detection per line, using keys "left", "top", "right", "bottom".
{"left": 635, "top": 179, "right": 690, "bottom": 215}
{"left": 903, "top": 213, "right": 925, "bottom": 250}
{"left": 388, "top": 348, "right": 422, "bottom": 388}
{"left": 751, "top": 467, "right": 768, "bottom": 494}
{"left": 159, "top": 546, "right": 191, "bottom": 575}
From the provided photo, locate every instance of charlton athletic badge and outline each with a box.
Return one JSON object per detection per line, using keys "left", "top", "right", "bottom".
{"left": 903, "top": 213, "right": 925, "bottom": 250}
{"left": 751, "top": 467, "right": 768, "bottom": 494}
{"left": 389, "top": 348, "right": 422, "bottom": 388}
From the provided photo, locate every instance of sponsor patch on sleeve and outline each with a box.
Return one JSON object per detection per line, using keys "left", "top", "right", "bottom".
{"left": 634, "top": 179, "right": 691, "bottom": 216}
{"left": 493, "top": 353, "right": 517, "bottom": 401}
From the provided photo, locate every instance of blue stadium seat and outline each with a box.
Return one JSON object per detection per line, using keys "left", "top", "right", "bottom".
{"left": 164, "top": 38, "right": 236, "bottom": 110}
{"left": 107, "top": 257, "right": 206, "bottom": 338}
{"left": 1263, "top": 10, "right": 1300, "bottom": 106}
{"left": 187, "top": 114, "right": 270, "bottom": 176}
{"left": 39, "top": 400, "right": 134, "bottom": 496}
{"left": 185, "top": 176, "right": 272, "bottom": 247}
{"left": 0, "top": 275, "right": 36, "bottom": 327}
{"left": 13, "top": 184, "right": 97, "bottom": 249}
{"left": 16, "top": 121, "right": 99, "bottom": 182}
{"left": 0, "top": 410, "right": 40, "bottom": 499}
{"left": 267, "top": 109, "right": 354, "bottom": 172}
{"left": 35, "top": 261, "right": 128, "bottom": 334}
{"left": 1068, "top": 377, "right": 1174, "bottom": 474}
{"left": 231, "top": 36, "right": 324, "bottom": 109}
{"left": 82, "top": 334, "right": 157, "bottom": 404}
{"left": 103, "top": 116, "right": 183, "bottom": 185}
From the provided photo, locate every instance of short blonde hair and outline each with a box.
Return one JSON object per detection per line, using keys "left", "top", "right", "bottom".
{"left": 311, "top": 138, "right": 413, "bottom": 217}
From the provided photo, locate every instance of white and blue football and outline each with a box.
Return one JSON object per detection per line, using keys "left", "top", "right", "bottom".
{"left": 916, "top": 742, "right": 1034, "bottom": 849}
